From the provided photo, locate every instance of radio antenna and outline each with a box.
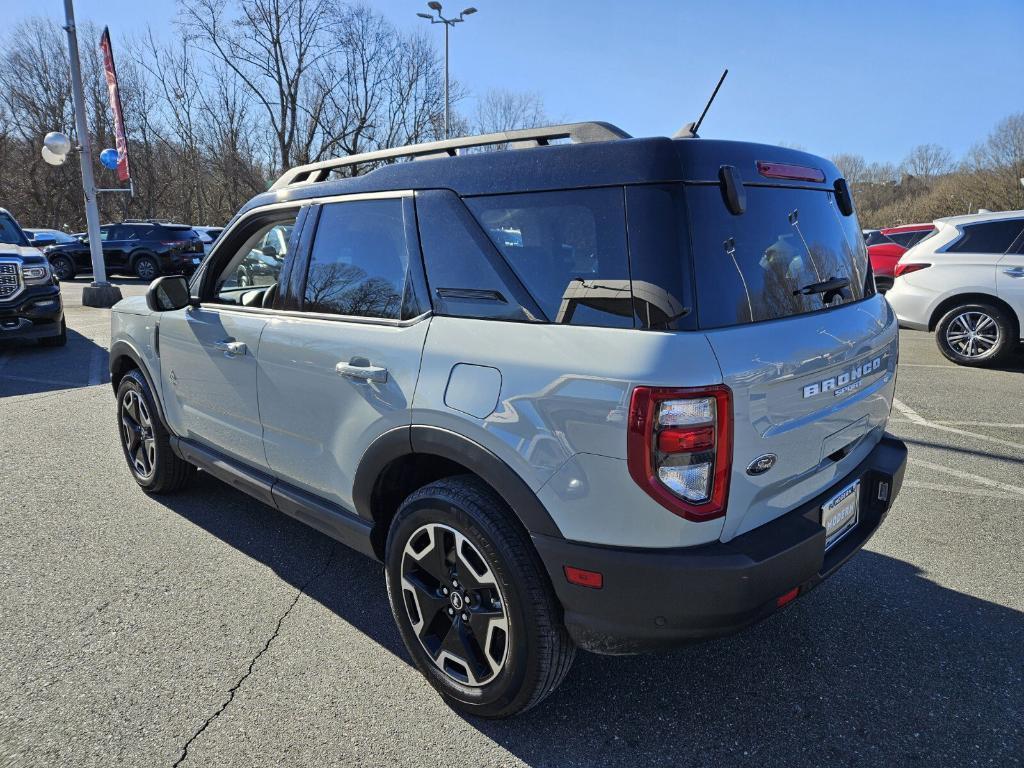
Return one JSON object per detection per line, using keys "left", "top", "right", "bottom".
{"left": 674, "top": 69, "right": 728, "bottom": 139}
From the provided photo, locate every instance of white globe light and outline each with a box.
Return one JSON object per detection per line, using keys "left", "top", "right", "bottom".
{"left": 43, "top": 132, "right": 72, "bottom": 157}
{"left": 41, "top": 146, "right": 67, "bottom": 166}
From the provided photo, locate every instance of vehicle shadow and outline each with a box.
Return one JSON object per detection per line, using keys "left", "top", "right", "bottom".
{"left": 155, "top": 473, "right": 1024, "bottom": 767}
{"left": 0, "top": 327, "right": 109, "bottom": 397}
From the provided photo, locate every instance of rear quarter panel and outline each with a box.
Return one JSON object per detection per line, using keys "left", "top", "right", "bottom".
{"left": 414, "top": 316, "right": 729, "bottom": 547}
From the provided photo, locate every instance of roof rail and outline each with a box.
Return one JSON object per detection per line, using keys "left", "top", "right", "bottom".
{"left": 269, "top": 121, "right": 631, "bottom": 191}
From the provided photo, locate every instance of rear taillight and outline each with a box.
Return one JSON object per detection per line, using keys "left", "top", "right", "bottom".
{"left": 627, "top": 385, "right": 732, "bottom": 522}
{"left": 894, "top": 262, "right": 930, "bottom": 278}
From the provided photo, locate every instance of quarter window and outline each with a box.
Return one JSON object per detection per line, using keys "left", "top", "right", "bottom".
{"left": 465, "top": 188, "right": 633, "bottom": 328}
{"left": 947, "top": 219, "right": 1024, "bottom": 254}
{"left": 214, "top": 218, "right": 297, "bottom": 304}
{"left": 303, "top": 199, "right": 420, "bottom": 320}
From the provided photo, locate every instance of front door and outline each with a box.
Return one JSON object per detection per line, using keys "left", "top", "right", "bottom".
{"left": 258, "top": 195, "right": 430, "bottom": 511}
{"left": 996, "top": 229, "right": 1024, "bottom": 334}
{"left": 157, "top": 210, "right": 303, "bottom": 470}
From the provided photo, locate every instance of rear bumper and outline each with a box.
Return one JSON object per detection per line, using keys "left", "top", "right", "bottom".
{"left": 0, "top": 288, "right": 64, "bottom": 340}
{"left": 533, "top": 435, "right": 907, "bottom": 654}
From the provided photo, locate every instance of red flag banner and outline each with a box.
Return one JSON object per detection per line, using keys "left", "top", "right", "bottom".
{"left": 99, "top": 27, "right": 131, "bottom": 183}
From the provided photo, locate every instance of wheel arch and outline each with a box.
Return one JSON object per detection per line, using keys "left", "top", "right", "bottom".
{"left": 353, "top": 426, "right": 563, "bottom": 560}
{"left": 928, "top": 292, "right": 1020, "bottom": 335}
{"left": 109, "top": 340, "right": 171, "bottom": 428}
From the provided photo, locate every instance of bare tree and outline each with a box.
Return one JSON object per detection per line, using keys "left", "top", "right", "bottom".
{"left": 902, "top": 143, "right": 952, "bottom": 180}
{"left": 475, "top": 88, "right": 547, "bottom": 134}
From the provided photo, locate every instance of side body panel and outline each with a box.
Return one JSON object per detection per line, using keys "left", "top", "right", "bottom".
{"left": 414, "top": 316, "right": 727, "bottom": 548}
{"left": 996, "top": 251, "right": 1024, "bottom": 338}
{"left": 157, "top": 306, "right": 269, "bottom": 469}
{"left": 258, "top": 314, "right": 430, "bottom": 511}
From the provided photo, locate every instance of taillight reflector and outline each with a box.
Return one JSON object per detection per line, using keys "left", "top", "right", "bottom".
{"left": 756, "top": 160, "right": 826, "bottom": 183}
{"left": 894, "top": 262, "right": 930, "bottom": 278}
{"left": 627, "top": 385, "right": 732, "bottom": 522}
{"left": 776, "top": 587, "right": 800, "bottom": 608}
{"left": 564, "top": 566, "right": 603, "bottom": 589}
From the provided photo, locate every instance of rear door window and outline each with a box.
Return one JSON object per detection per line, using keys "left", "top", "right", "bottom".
{"left": 465, "top": 188, "right": 633, "bottom": 328}
{"left": 687, "top": 185, "right": 872, "bottom": 329}
{"left": 947, "top": 219, "right": 1024, "bottom": 254}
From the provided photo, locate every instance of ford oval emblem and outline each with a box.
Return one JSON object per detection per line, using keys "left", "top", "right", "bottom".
{"left": 746, "top": 454, "right": 777, "bottom": 476}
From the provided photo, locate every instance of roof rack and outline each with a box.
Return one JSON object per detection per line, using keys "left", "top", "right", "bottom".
{"left": 269, "top": 121, "right": 631, "bottom": 191}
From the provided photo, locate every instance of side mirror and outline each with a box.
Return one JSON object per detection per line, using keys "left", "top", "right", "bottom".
{"left": 261, "top": 245, "right": 278, "bottom": 258}
{"left": 146, "top": 275, "right": 192, "bottom": 312}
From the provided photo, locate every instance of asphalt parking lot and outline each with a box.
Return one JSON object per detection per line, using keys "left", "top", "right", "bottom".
{"left": 1, "top": 280, "right": 1022, "bottom": 767}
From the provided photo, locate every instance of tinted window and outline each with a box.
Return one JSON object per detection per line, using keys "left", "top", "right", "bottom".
{"left": 0, "top": 214, "right": 29, "bottom": 246}
{"left": 947, "top": 219, "right": 1024, "bottom": 254}
{"left": 886, "top": 231, "right": 921, "bottom": 248}
{"left": 465, "top": 188, "right": 632, "bottom": 328}
{"left": 303, "top": 199, "right": 418, "bottom": 320}
{"left": 416, "top": 189, "right": 539, "bottom": 322}
{"left": 687, "top": 185, "right": 872, "bottom": 329}
{"left": 157, "top": 227, "right": 200, "bottom": 242}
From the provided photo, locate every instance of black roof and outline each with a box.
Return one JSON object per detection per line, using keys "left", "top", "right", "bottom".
{"left": 240, "top": 135, "right": 843, "bottom": 218}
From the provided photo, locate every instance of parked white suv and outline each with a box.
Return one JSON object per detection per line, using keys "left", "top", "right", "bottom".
{"left": 885, "top": 210, "right": 1024, "bottom": 365}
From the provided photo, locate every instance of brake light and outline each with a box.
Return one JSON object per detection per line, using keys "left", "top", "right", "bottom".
{"left": 894, "top": 262, "right": 930, "bottom": 278}
{"left": 627, "top": 385, "right": 732, "bottom": 522}
{"left": 756, "top": 160, "right": 826, "bottom": 183}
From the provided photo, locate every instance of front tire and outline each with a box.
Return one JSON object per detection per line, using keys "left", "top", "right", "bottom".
{"left": 935, "top": 302, "right": 1015, "bottom": 366}
{"left": 116, "top": 369, "right": 194, "bottom": 493}
{"left": 50, "top": 256, "right": 75, "bottom": 281}
{"left": 385, "top": 476, "right": 575, "bottom": 718}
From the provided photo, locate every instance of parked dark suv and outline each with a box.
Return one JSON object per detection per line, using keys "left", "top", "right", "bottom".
{"left": 44, "top": 221, "right": 204, "bottom": 281}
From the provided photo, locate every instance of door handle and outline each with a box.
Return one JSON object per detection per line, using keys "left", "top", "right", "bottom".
{"left": 336, "top": 358, "right": 388, "bottom": 384}
{"left": 1003, "top": 267, "right": 1024, "bottom": 278}
{"left": 214, "top": 340, "right": 247, "bottom": 358}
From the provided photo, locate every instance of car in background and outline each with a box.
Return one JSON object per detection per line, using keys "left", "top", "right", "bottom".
{"left": 885, "top": 210, "right": 1024, "bottom": 365}
{"left": 43, "top": 221, "right": 205, "bottom": 281}
{"left": 867, "top": 224, "right": 936, "bottom": 291}
{"left": 192, "top": 226, "right": 224, "bottom": 256}
{"left": 24, "top": 228, "right": 78, "bottom": 247}
{"left": 0, "top": 208, "right": 65, "bottom": 346}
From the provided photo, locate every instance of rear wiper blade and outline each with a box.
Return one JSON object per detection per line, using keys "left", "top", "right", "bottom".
{"left": 794, "top": 276, "right": 850, "bottom": 296}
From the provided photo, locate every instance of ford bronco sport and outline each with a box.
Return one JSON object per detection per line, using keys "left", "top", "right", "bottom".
{"left": 109, "top": 122, "right": 908, "bottom": 718}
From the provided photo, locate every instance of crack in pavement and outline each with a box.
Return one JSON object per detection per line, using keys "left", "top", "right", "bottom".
{"left": 172, "top": 545, "right": 338, "bottom": 767}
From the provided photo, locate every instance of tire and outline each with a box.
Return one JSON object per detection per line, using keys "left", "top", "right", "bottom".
{"left": 39, "top": 318, "right": 67, "bottom": 347}
{"left": 935, "top": 302, "right": 1016, "bottom": 367}
{"left": 50, "top": 256, "right": 75, "bottom": 281}
{"left": 115, "top": 369, "right": 194, "bottom": 493}
{"left": 874, "top": 276, "right": 893, "bottom": 293}
{"left": 385, "top": 475, "right": 575, "bottom": 719}
{"left": 133, "top": 254, "right": 160, "bottom": 281}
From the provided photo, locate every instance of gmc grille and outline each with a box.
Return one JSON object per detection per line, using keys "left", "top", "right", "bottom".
{"left": 0, "top": 263, "right": 19, "bottom": 299}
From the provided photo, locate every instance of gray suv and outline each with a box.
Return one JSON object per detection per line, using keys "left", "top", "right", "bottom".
{"left": 109, "top": 122, "right": 908, "bottom": 718}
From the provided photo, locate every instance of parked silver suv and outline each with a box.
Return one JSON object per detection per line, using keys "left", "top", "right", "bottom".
{"left": 110, "top": 123, "right": 908, "bottom": 718}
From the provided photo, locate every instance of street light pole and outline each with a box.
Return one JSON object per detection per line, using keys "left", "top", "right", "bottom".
{"left": 63, "top": 0, "right": 121, "bottom": 306}
{"left": 417, "top": 3, "right": 477, "bottom": 140}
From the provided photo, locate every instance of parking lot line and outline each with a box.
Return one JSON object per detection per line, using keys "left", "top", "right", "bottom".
{"left": 909, "top": 456, "right": 1024, "bottom": 497}
{"left": 893, "top": 398, "right": 1024, "bottom": 453}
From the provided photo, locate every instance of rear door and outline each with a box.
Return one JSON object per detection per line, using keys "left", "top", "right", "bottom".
{"left": 258, "top": 194, "right": 430, "bottom": 511}
{"left": 685, "top": 182, "right": 898, "bottom": 541}
{"left": 995, "top": 219, "right": 1024, "bottom": 331}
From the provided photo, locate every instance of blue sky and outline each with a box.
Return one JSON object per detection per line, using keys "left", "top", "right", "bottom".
{"left": 12, "top": 0, "right": 1023, "bottom": 164}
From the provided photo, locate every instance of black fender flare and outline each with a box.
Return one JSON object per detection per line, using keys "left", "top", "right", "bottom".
{"left": 108, "top": 340, "right": 171, "bottom": 429}
{"left": 352, "top": 425, "right": 563, "bottom": 539}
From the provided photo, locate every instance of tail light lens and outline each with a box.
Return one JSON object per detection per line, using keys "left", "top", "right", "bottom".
{"left": 756, "top": 160, "right": 826, "bottom": 183}
{"left": 894, "top": 262, "right": 930, "bottom": 278}
{"left": 627, "top": 385, "right": 732, "bottom": 522}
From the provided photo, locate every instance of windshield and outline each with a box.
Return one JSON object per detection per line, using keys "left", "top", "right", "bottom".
{"left": 686, "top": 185, "right": 873, "bottom": 329}
{"left": 0, "top": 214, "right": 30, "bottom": 247}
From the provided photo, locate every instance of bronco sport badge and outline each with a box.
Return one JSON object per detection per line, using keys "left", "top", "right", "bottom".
{"left": 802, "top": 355, "right": 885, "bottom": 399}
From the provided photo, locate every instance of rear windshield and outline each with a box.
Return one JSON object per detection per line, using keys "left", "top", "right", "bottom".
{"left": 158, "top": 227, "right": 201, "bottom": 241}
{"left": 686, "top": 185, "right": 873, "bottom": 329}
